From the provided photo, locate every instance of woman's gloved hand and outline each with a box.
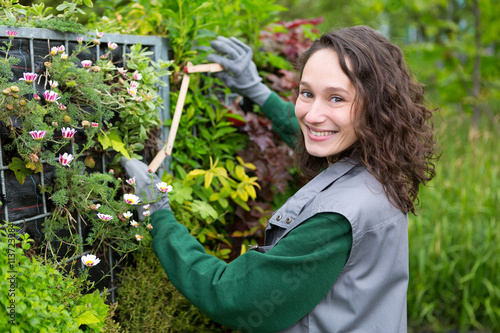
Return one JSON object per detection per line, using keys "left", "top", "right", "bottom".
{"left": 120, "top": 157, "right": 170, "bottom": 218}
{"left": 207, "top": 36, "right": 271, "bottom": 106}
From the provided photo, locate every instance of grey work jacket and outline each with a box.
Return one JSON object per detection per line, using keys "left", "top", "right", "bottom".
{"left": 260, "top": 158, "right": 409, "bottom": 332}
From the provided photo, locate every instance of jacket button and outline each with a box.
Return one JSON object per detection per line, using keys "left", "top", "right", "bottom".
{"left": 286, "top": 217, "right": 292, "bottom": 224}
{"left": 276, "top": 215, "right": 282, "bottom": 221}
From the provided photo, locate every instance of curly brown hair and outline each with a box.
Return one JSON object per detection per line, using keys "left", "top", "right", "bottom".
{"left": 294, "top": 25, "right": 438, "bottom": 214}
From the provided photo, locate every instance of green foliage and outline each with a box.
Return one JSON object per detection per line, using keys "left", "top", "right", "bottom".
{"left": 116, "top": 246, "right": 224, "bottom": 332}
{"left": 32, "top": 17, "right": 88, "bottom": 34}
{"left": 408, "top": 113, "right": 500, "bottom": 332}
{"left": 108, "top": 43, "right": 173, "bottom": 161}
{"left": 164, "top": 155, "right": 261, "bottom": 260}
{"left": 167, "top": 78, "right": 247, "bottom": 171}
{"left": 0, "top": 0, "right": 92, "bottom": 32}
{"left": 0, "top": 227, "right": 111, "bottom": 332}
{"left": 91, "top": 0, "right": 286, "bottom": 65}
{"left": 360, "top": 0, "right": 500, "bottom": 130}
{"left": 71, "top": 290, "right": 108, "bottom": 332}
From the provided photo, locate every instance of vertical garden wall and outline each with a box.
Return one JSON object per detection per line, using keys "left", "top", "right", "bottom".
{"left": 0, "top": 25, "right": 170, "bottom": 302}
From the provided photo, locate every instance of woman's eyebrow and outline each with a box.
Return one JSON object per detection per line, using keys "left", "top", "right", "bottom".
{"left": 299, "top": 80, "right": 353, "bottom": 97}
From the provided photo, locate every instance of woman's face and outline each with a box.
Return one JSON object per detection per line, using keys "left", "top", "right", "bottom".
{"left": 295, "top": 49, "right": 358, "bottom": 158}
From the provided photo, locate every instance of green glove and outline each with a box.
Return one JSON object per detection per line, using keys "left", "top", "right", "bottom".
{"left": 207, "top": 36, "right": 271, "bottom": 106}
{"left": 120, "top": 157, "right": 170, "bottom": 219}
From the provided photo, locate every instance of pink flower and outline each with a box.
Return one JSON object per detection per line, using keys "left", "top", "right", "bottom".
{"left": 130, "top": 81, "right": 139, "bottom": 89}
{"left": 49, "top": 80, "right": 58, "bottom": 88}
{"left": 134, "top": 96, "right": 143, "bottom": 102}
{"left": 60, "top": 52, "right": 68, "bottom": 60}
{"left": 57, "top": 45, "right": 65, "bottom": 53}
{"left": 58, "top": 104, "right": 67, "bottom": 111}
{"left": 109, "top": 169, "right": 115, "bottom": 174}
{"left": 77, "top": 37, "right": 84, "bottom": 43}
{"left": 123, "top": 194, "right": 140, "bottom": 205}
{"left": 126, "top": 177, "right": 136, "bottom": 185}
{"left": 81, "top": 60, "right": 92, "bottom": 68}
{"left": 91, "top": 122, "right": 98, "bottom": 128}
{"left": 126, "top": 87, "right": 137, "bottom": 97}
{"left": 33, "top": 93, "right": 41, "bottom": 101}
{"left": 43, "top": 90, "right": 60, "bottom": 104}
{"left": 143, "top": 210, "right": 151, "bottom": 217}
{"left": 117, "top": 68, "right": 127, "bottom": 75}
{"left": 19, "top": 72, "right": 38, "bottom": 84}
{"left": 130, "top": 220, "right": 139, "bottom": 227}
{"left": 6, "top": 30, "right": 18, "bottom": 37}
{"left": 97, "top": 213, "right": 113, "bottom": 221}
{"left": 143, "top": 204, "right": 150, "bottom": 210}
{"left": 29, "top": 130, "right": 47, "bottom": 140}
{"left": 95, "top": 29, "right": 104, "bottom": 38}
{"left": 59, "top": 152, "right": 74, "bottom": 167}
{"left": 52, "top": 122, "right": 58, "bottom": 126}
{"left": 146, "top": 223, "right": 153, "bottom": 230}
{"left": 81, "top": 254, "right": 100, "bottom": 267}
{"left": 61, "top": 127, "right": 76, "bottom": 139}
{"left": 135, "top": 234, "right": 143, "bottom": 241}
{"left": 50, "top": 47, "right": 58, "bottom": 55}
{"left": 133, "top": 71, "right": 142, "bottom": 80}
{"left": 156, "top": 182, "right": 173, "bottom": 193}
{"left": 100, "top": 54, "right": 108, "bottom": 60}
{"left": 107, "top": 41, "right": 118, "bottom": 50}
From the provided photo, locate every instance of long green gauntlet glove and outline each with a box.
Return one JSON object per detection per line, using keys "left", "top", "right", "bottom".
{"left": 207, "top": 36, "right": 271, "bottom": 106}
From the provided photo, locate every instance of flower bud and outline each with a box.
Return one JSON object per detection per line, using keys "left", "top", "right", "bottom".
{"left": 10, "top": 86, "right": 20, "bottom": 93}
{"left": 64, "top": 115, "right": 71, "bottom": 123}
{"left": 3, "top": 88, "right": 11, "bottom": 95}
{"left": 19, "top": 99, "right": 27, "bottom": 106}
{"left": 6, "top": 104, "right": 14, "bottom": 110}
{"left": 93, "top": 39, "right": 101, "bottom": 45}
{"left": 44, "top": 62, "right": 52, "bottom": 68}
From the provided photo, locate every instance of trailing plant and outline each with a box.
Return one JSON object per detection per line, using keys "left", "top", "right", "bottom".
{"left": 0, "top": 226, "right": 116, "bottom": 332}
{"left": 0, "top": 30, "right": 172, "bottom": 259}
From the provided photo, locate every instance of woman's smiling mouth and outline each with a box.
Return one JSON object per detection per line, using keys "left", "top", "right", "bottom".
{"left": 309, "top": 128, "right": 337, "bottom": 137}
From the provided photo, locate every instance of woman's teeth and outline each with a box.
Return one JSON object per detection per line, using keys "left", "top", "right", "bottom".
{"left": 310, "top": 128, "right": 335, "bottom": 136}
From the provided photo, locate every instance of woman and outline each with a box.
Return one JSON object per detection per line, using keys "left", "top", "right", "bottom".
{"left": 121, "top": 26, "right": 438, "bottom": 332}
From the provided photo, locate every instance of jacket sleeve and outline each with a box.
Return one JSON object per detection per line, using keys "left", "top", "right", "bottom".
{"left": 150, "top": 208, "right": 352, "bottom": 332}
{"left": 260, "top": 91, "right": 301, "bottom": 149}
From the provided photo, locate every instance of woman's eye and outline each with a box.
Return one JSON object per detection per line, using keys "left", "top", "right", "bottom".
{"left": 330, "top": 96, "right": 344, "bottom": 103}
{"left": 300, "top": 91, "right": 313, "bottom": 98}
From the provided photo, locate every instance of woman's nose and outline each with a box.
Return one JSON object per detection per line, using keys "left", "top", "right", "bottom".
{"left": 304, "top": 100, "right": 326, "bottom": 124}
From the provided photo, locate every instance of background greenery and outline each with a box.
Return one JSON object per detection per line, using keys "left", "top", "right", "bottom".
{"left": 5, "top": 0, "right": 500, "bottom": 332}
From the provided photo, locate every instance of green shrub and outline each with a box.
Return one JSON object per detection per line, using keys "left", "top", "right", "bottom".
{"left": 0, "top": 226, "right": 112, "bottom": 332}
{"left": 116, "top": 246, "right": 228, "bottom": 332}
